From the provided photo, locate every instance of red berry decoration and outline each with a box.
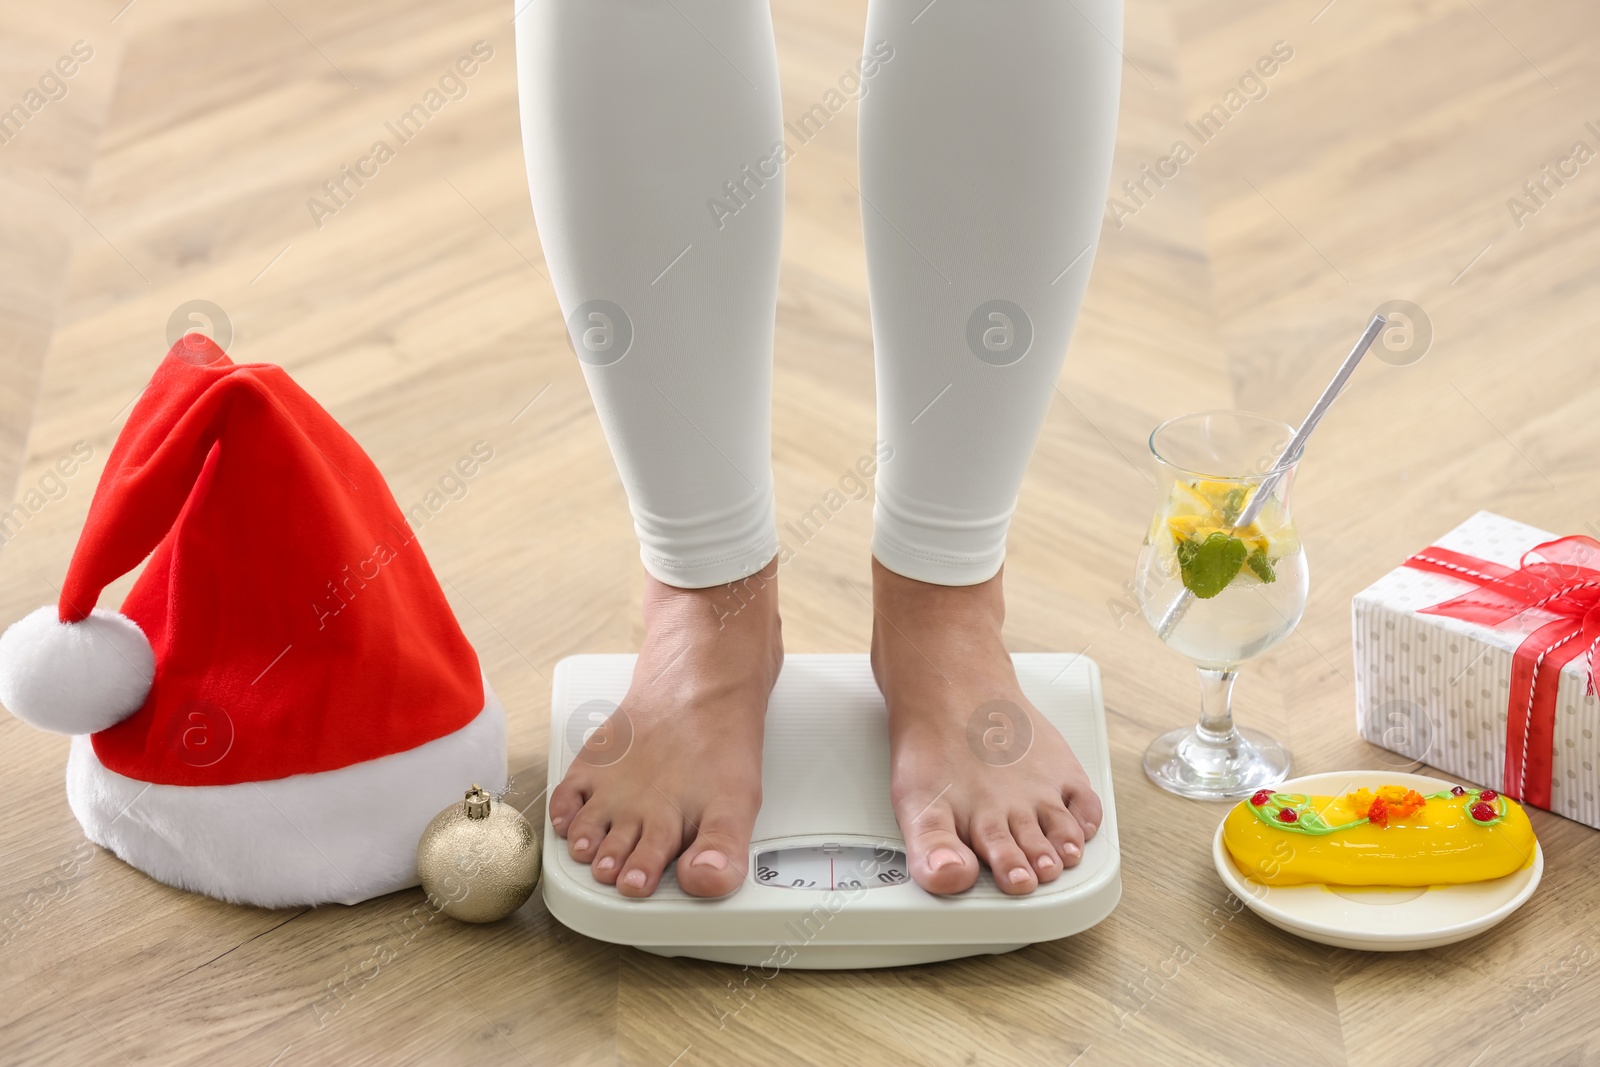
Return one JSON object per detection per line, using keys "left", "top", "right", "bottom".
{"left": 1479, "top": 789, "right": 1498, "bottom": 802}
{"left": 1250, "top": 789, "right": 1273, "bottom": 806}
{"left": 1450, "top": 786, "right": 1466, "bottom": 797}
{"left": 1277, "top": 808, "right": 1298, "bottom": 823}
{"left": 1469, "top": 801, "right": 1496, "bottom": 822}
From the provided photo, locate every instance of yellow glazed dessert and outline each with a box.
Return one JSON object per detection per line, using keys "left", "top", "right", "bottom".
{"left": 1223, "top": 784, "right": 1537, "bottom": 887}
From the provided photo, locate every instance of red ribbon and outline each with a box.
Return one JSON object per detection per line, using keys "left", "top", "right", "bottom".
{"left": 1403, "top": 537, "right": 1600, "bottom": 808}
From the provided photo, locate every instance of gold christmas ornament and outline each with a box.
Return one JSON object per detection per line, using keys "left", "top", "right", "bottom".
{"left": 416, "top": 784, "right": 541, "bottom": 923}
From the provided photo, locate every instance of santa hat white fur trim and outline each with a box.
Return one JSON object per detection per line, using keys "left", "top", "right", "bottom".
{"left": 0, "top": 606, "right": 154, "bottom": 735}
{"left": 66, "top": 676, "right": 508, "bottom": 908}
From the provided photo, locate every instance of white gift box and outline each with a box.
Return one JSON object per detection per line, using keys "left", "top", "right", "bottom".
{"left": 1352, "top": 510, "right": 1600, "bottom": 829}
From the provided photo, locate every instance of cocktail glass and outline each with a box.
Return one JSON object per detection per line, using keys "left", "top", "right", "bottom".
{"left": 1135, "top": 410, "right": 1308, "bottom": 800}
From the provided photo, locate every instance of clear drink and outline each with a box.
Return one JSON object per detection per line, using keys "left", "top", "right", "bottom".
{"left": 1135, "top": 476, "right": 1309, "bottom": 669}
{"left": 1136, "top": 412, "right": 1306, "bottom": 799}
{"left": 1153, "top": 553, "right": 1309, "bottom": 667}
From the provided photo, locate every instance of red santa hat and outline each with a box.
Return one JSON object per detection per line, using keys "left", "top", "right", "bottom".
{"left": 0, "top": 335, "right": 506, "bottom": 907}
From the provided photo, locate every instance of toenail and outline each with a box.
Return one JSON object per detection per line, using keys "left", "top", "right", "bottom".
{"left": 622, "top": 870, "right": 646, "bottom": 888}
{"left": 595, "top": 856, "right": 616, "bottom": 872}
{"left": 1083, "top": 822, "right": 1097, "bottom": 838}
{"left": 1062, "top": 842, "right": 1081, "bottom": 858}
{"left": 1007, "top": 867, "right": 1032, "bottom": 885}
{"left": 552, "top": 816, "right": 566, "bottom": 828}
{"left": 573, "top": 837, "right": 591, "bottom": 852}
{"left": 1037, "top": 854, "right": 1056, "bottom": 870}
{"left": 691, "top": 849, "right": 728, "bottom": 870}
{"left": 929, "top": 848, "right": 962, "bottom": 871}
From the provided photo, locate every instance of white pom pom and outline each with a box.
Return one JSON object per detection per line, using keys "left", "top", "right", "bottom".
{"left": 0, "top": 606, "right": 154, "bottom": 735}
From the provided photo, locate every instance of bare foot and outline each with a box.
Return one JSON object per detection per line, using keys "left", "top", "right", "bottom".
{"left": 870, "top": 558, "right": 1103, "bottom": 896}
{"left": 548, "top": 557, "right": 782, "bottom": 898}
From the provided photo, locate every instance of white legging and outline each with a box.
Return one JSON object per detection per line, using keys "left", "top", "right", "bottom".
{"left": 516, "top": 0, "right": 1121, "bottom": 588}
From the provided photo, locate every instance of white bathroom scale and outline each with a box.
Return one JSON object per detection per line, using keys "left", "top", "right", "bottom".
{"left": 543, "top": 653, "right": 1121, "bottom": 969}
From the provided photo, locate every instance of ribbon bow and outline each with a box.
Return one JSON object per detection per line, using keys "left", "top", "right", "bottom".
{"left": 1404, "top": 536, "right": 1600, "bottom": 808}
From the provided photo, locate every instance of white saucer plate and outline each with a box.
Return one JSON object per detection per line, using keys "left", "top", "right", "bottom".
{"left": 1212, "top": 770, "right": 1542, "bottom": 951}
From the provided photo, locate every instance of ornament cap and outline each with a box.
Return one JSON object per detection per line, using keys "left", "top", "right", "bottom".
{"left": 464, "top": 783, "right": 492, "bottom": 819}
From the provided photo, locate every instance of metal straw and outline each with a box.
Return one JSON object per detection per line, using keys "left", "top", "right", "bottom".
{"left": 1153, "top": 312, "right": 1388, "bottom": 641}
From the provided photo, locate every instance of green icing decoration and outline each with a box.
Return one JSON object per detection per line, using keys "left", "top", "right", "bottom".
{"left": 1462, "top": 792, "right": 1507, "bottom": 826}
{"left": 1245, "top": 788, "right": 1505, "bottom": 835}
{"left": 1246, "top": 792, "right": 1364, "bottom": 836}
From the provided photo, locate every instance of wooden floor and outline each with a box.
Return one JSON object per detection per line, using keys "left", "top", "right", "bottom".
{"left": 4, "top": 0, "right": 1599, "bottom": 1063}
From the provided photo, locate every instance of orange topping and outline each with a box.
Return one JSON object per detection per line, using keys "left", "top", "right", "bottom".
{"left": 1386, "top": 788, "right": 1427, "bottom": 819}
{"left": 1369, "top": 795, "right": 1388, "bottom": 826}
{"left": 1345, "top": 786, "right": 1427, "bottom": 828}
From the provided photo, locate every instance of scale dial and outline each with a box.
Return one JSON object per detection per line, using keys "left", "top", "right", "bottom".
{"left": 754, "top": 842, "right": 908, "bottom": 891}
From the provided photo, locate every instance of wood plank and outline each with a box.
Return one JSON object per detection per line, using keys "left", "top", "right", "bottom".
{"left": 3, "top": 0, "right": 1598, "bottom": 1062}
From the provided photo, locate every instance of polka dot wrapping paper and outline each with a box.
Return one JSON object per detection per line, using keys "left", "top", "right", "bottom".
{"left": 1352, "top": 510, "right": 1600, "bottom": 829}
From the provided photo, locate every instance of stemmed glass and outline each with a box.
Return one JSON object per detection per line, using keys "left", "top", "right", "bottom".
{"left": 1134, "top": 410, "right": 1309, "bottom": 799}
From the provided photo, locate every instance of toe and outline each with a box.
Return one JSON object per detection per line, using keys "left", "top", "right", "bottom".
{"left": 617, "top": 817, "right": 685, "bottom": 899}
{"left": 590, "top": 820, "right": 641, "bottom": 885}
{"left": 676, "top": 808, "right": 755, "bottom": 898}
{"left": 1066, "top": 783, "right": 1103, "bottom": 841}
{"left": 969, "top": 813, "right": 1038, "bottom": 895}
{"left": 1039, "top": 803, "right": 1085, "bottom": 868}
{"left": 899, "top": 800, "right": 980, "bottom": 894}
{"left": 566, "top": 806, "right": 609, "bottom": 863}
{"left": 1009, "top": 811, "right": 1062, "bottom": 883}
{"left": 547, "top": 777, "right": 589, "bottom": 838}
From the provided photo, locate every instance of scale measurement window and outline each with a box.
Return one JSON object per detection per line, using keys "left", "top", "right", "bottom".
{"left": 754, "top": 843, "right": 909, "bottom": 890}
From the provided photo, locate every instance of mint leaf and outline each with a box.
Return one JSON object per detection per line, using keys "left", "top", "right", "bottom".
{"left": 1221, "top": 486, "right": 1247, "bottom": 525}
{"left": 1176, "top": 536, "right": 1200, "bottom": 570}
{"left": 1246, "top": 548, "right": 1277, "bottom": 583}
{"left": 1180, "top": 532, "right": 1248, "bottom": 599}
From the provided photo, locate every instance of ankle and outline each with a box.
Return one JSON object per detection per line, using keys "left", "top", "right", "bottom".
{"left": 870, "top": 557, "right": 1006, "bottom": 630}
{"left": 869, "top": 558, "right": 1012, "bottom": 699}
{"left": 644, "top": 555, "right": 781, "bottom": 629}
{"left": 639, "top": 557, "right": 784, "bottom": 692}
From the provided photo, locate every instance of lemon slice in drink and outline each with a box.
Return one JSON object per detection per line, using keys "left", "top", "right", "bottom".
{"left": 1193, "top": 479, "right": 1252, "bottom": 509}
{"left": 1167, "top": 481, "right": 1220, "bottom": 520}
{"left": 1237, "top": 496, "right": 1299, "bottom": 556}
